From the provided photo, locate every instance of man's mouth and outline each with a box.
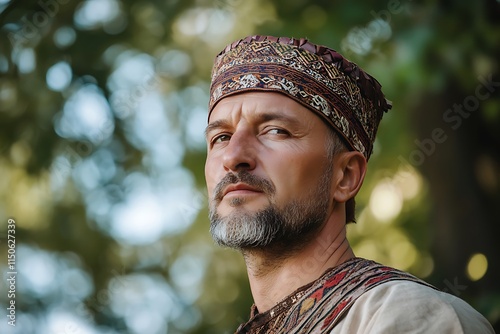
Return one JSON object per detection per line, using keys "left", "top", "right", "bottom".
{"left": 222, "top": 183, "right": 263, "bottom": 198}
{"left": 213, "top": 171, "right": 275, "bottom": 202}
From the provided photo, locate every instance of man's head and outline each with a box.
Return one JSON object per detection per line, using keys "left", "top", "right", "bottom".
{"left": 205, "top": 35, "right": 390, "bottom": 252}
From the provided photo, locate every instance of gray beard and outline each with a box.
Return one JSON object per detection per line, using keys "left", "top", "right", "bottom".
{"left": 209, "top": 167, "right": 332, "bottom": 253}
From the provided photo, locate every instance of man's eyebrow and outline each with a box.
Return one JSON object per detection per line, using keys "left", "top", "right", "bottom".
{"left": 204, "top": 112, "right": 301, "bottom": 138}
{"left": 205, "top": 119, "right": 231, "bottom": 138}
{"left": 256, "top": 112, "right": 301, "bottom": 126}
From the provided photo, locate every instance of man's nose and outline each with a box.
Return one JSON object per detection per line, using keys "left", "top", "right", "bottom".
{"left": 222, "top": 131, "right": 256, "bottom": 172}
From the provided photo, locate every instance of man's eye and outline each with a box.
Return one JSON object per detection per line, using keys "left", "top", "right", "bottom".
{"left": 212, "top": 134, "right": 231, "bottom": 144}
{"left": 266, "top": 128, "right": 289, "bottom": 135}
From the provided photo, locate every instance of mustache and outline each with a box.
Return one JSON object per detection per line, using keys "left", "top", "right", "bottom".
{"left": 214, "top": 171, "right": 275, "bottom": 202}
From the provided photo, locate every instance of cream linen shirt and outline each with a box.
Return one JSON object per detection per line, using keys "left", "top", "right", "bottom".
{"left": 330, "top": 280, "right": 494, "bottom": 333}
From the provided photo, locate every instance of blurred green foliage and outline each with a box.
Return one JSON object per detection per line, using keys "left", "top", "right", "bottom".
{"left": 0, "top": 0, "right": 499, "bottom": 333}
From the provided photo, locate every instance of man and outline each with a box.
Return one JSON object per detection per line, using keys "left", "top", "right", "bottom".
{"left": 204, "top": 35, "right": 494, "bottom": 333}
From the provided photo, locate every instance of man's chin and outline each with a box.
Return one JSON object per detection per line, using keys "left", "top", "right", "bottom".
{"left": 209, "top": 199, "right": 327, "bottom": 256}
{"left": 209, "top": 210, "right": 279, "bottom": 249}
{"left": 210, "top": 228, "right": 275, "bottom": 250}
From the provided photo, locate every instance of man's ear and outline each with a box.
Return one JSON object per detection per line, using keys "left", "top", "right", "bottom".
{"left": 332, "top": 151, "right": 367, "bottom": 203}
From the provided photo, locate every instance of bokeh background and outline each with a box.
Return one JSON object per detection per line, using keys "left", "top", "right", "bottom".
{"left": 0, "top": 0, "right": 499, "bottom": 333}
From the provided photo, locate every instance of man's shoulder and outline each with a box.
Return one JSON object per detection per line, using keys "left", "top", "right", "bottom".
{"left": 356, "top": 279, "right": 472, "bottom": 311}
{"left": 332, "top": 280, "right": 494, "bottom": 333}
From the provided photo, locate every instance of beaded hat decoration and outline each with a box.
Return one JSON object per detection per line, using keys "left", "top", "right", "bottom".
{"left": 208, "top": 35, "right": 392, "bottom": 159}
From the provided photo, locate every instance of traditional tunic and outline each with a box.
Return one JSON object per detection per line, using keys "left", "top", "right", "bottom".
{"left": 235, "top": 258, "right": 494, "bottom": 333}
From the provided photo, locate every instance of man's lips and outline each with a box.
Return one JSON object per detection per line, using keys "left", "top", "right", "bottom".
{"left": 222, "top": 183, "right": 263, "bottom": 198}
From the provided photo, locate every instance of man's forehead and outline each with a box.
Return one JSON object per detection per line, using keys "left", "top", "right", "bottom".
{"left": 207, "top": 92, "right": 310, "bottom": 125}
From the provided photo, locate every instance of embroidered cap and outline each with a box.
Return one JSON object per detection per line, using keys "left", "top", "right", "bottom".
{"left": 208, "top": 35, "right": 392, "bottom": 159}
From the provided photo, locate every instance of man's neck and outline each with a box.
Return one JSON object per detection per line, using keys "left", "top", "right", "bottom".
{"left": 243, "top": 219, "right": 355, "bottom": 313}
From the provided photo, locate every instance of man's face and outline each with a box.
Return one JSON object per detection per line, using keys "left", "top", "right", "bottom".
{"left": 205, "top": 92, "right": 334, "bottom": 251}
